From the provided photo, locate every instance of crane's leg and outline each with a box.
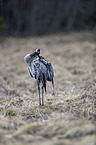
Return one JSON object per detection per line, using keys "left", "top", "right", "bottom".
{"left": 52, "top": 78, "right": 55, "bottom": 95}
{"left": 42, "top": 86, "right": 44, "bottom": 105}
{"left": 38, "top": 82, "right": 41, "bottom": 105}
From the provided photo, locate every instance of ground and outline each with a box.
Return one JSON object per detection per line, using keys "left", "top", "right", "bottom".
{"left": 0, "top": 31, "right": 96, "bottom": 145}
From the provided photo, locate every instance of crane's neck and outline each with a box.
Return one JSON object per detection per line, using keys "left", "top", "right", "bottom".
{"left": 30, "top": 51, "right": 40, "bottom": 57}
{"left": 24, "top": 51, "right": 40, "bottom": 65}
{"left": 30, "top": 51, "right": 36, "bottom": 57}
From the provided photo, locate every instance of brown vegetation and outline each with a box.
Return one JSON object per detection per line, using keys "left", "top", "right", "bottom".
{"left": 0, "top": 31, "right": 96, "bottom": 145}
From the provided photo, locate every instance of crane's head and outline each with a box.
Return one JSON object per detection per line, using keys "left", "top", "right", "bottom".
{"left": 36, "top": 48, "right": 40, "bottom": 55}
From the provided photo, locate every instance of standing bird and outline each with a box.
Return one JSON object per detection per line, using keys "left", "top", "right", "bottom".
{"left": 24, "top": 48, "right": 54, "bottom": 106}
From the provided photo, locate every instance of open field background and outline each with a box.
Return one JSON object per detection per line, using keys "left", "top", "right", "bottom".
{"left": 0, "top": 31, "right": 96, "bottom": 145}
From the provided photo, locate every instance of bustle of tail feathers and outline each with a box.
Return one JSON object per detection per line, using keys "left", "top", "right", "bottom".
{"left": 37, "top": 69, "right": 46, "bottom": 92}
{"left": 39, "top": 56, "right": 54, "bottom": 81}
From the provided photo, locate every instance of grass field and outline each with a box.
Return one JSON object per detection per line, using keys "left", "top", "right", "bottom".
{"left": 0, "top": 31, "right": 96, "bottom": 145}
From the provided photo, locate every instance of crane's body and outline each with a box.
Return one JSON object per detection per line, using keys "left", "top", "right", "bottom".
{"left": 24, "top": 48, "right": 54, "bottom": 105}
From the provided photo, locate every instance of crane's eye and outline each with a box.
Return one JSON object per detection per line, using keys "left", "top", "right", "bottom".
{"left": 36, "top": 48, "right": 40, "bottom": 54}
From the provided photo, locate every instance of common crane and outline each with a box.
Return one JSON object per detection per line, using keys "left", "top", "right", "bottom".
{"left": 24, "top": 48, "right": 54, "bottom": 105}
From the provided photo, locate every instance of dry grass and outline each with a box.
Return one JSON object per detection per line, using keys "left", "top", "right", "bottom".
{"left": 0, "top": 31, "right": 96, "bottom": 145}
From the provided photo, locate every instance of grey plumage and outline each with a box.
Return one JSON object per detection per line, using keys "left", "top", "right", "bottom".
{"left": 24, "top": 48, "right": 54, "bottom": 105}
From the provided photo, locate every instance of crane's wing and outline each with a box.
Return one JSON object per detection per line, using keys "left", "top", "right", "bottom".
{"left": 39, "top": 56, "right": 54, "bottom": 81}
{"left": 24, "top": 54, "right": 39, "bottom": 78}
{"left": 26, "top": 55, "right": 54, "bottom": 81}
{"left": 28, "top": 57, "right": 39, "bottom": 79}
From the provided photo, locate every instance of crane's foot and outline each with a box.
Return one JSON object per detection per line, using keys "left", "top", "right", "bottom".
{"left": 38, "top": 103, "right": 44, "bottom": 107}
{"left": 38, "top": 104, "right": 42, "bottom": 107}
{"left": 41, "top": 103, "right": 44, "bottom": 106}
